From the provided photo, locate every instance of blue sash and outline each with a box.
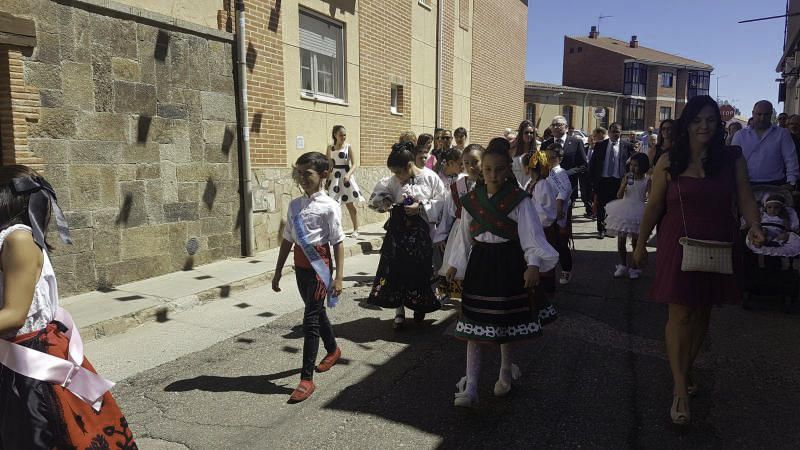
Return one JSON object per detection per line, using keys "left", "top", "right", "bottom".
{"left": 290, "top": 200, "right": 339, "bottom": 308}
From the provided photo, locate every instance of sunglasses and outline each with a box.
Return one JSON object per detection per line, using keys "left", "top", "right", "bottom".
{"left": 440, "top": 136, "right": 452, "bottom": 140}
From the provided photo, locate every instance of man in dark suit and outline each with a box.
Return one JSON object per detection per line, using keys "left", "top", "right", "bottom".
{"left": 589, "top": 122, "right": 634, "bottom": 239}
{"left": 540, "top": 115, "right": 587, "bottom": 285}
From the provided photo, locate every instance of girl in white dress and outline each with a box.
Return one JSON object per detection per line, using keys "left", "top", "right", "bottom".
{"left": 747, "top": 194, "right": 800, "bottom": 257}
{"left": 327, "top": 126, "right": 364, "bottom": 238}
{"left": 605, "top": 153, "right": 651, "bottom": 279}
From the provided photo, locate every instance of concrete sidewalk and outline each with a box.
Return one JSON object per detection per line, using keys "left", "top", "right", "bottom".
{"left": 63, "top": 221, "right": 387, "bottom": 342}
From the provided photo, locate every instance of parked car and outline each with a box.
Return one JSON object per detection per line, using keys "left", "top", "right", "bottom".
{"left": 568, "top": 129, "right": 589, "bottom": 146}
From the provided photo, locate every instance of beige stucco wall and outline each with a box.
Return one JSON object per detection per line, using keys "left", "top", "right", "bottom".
{"left": 525, "top": 89, "right": 618, "bottom": 133}
{"left": 282, "top": 1, "right": 361, "bottom": 165}
{"left": 410, "top": 0, "right": 438, "bottom": 136}
{"left": 117, "top": 0, "right": 222, "bottom": 28}
{"left": 452, "top": 0, "right": 472, "bottom": 135}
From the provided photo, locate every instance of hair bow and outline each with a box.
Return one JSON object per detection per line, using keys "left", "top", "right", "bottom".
{"left": 11, "top": 176, "right": 72, "bottom": 250}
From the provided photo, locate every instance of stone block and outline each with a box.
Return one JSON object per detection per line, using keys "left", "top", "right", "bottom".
{"left": 209, "top": 74, "right": 234, "bottom": 93}
{"left": 92, "top": 208, "right": 120, "bottom": 227}
{"left": 42, "top": 164, "right": 71, "bottom": 210}
{"left": 157, "top": 103, "right": 188, "bottom": 120}
{"left": 118, "top": 181, "right": 147, "bottom": 228}
{"left": 93, "top": 227, "right": 121, "bottom": 265}
{"left": 110, "top": 20, "right": 138, "bottom": 59}
{"left": 146, "top": 117, "right": 190, "bottom": 145}
{"left": 112, "top": 57, "right": 141, "bottom": 82}
{"left": 72, "top": 11, "right": 92, "bottom": 63}
{"left": 114, "top": 81, "right": 157, "bottom": 115}
{"left": 117, "top": 164, "right": 136, "bottom": 182}
{"left": 68, "top": 165, "right": 118, "bottom": 209}
{"left": 186, "top": 37, "right": 210, "bottom": 90}
{"left": 145, "top": 180, "right": 165, "bottom": 223}
{"left": 62, "top": 62, "right": 95, "bottom": 111}
{"left": 50, "top": 254, "right": 77, "bottom": 295}
{"left": 177, "top": 182, "right": 199, "bottom": 203}
{"left": 24, "top": 62, "right": 61, "bottom": 90}
{"left": 100, "top": 254, "right": 171, "bottom": 287}
{"left": 64, "top": 211, "right": 92, "bottom": 229}
{"left": 163, "top": 202, "right": 199, "bottom": 222}
{"left": 29, "top": 109, "right": 77, "bottom": 139}
{"left": 120, "top": 225, "right": 170, "bottom": 260}
{"left": 69, "top": 141, "right": 123, "bottom": 164}
{"left": 201, "top": 216, "right": 232, "bottom": 235}
{"left": 51, "top": 228, "right": 92, "bottom": 256}
{"left": 122, "top": 143, "right": 159, "bottom": 163}
{"left": 201, "top": 120, "right": 227, "bottom": 144}
{"left": 40, "top": 89, "right": 64, "bottom": 108}
{"left": 35, "top": 32, "right": 61, "bottom": 64}
{"left": 207, "top": 233, "right": 233, "bottom": 249}
{"left": 200, "top": 92, "right": 236, "bottom": 121}
{"left": 29, "top": 139, "right": 68, "bottom": 163}
{"left": 159, "top": 143, "right": 190, "bottom": 164}
{"left": 136, "top": 164, "right": 161, "bottom": 180}
{"left": 204, "top": 143, "right": 230, "bottom": 163}
{"left": 73, "top": 252, "right": 99, "bottom": 293}
{"left": 76, "top": 113, "right": 128, "bottom": 141}
{"left": 91, "top": 45, "right": 113, "bottom": 112}
{"left": 167, "top": 222, "right": 189, "bottom": 261}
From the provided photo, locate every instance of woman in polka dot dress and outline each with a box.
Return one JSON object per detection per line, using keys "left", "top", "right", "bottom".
{"left": 327, "top": 125, "right": 364, "bottom": 237}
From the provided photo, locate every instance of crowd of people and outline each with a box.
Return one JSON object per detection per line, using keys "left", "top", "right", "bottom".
{"left": 0, "top": 94, "right": 794, "bottom": 448}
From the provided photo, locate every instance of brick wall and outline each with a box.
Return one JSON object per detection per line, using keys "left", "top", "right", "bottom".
{"left": 0, "top": 49, "right": 44, "bottom": 169}
{"left": 562, "top": 37, "right": 626, "bottom": 93}
{"left": 470, "top": 0, "right": 527, "bottom": 144}
{"left": 441, "top": 0, "right": 455, "bottom": 130}
{"left": 358, "top": 0, "right": 412, "bottom": 167}
{"left": 240, "top": 0, "right": 287, "bottom": 167}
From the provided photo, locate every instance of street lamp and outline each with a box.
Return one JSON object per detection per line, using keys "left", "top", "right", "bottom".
{"left": 714, "top": 74, "right": 729, "bottom": 101}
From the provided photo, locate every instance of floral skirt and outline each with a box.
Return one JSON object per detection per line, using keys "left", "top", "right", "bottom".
{"left": 455, "top": 241, "right": 542, "bottom": 343}
{"left": 368, "top": 207, "right": 441, "bottom": 313}
{"left": 0, "top": 323, "right": 137, "bottom": 450}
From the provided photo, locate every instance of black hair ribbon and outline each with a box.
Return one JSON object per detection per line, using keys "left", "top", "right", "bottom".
{"left": 11, "top": 176, "right": 72, "bottom": 249}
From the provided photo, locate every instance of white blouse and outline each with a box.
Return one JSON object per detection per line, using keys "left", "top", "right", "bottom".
{"left": 446, "top": 195, "right": 559, "bottom": 275}
{"left": 282, "top": 191, "right": 345, "bottom": 247}
{"left": 433, "top": 174, "right": 475, "bottom": 243}
{"left": 0, "top": 225, "right": 60, "bottom": 338}
{"left": 369, "top": 168, "right": 446, "bottom": 223}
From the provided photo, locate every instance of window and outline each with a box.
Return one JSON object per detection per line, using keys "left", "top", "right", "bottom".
{"left": 577, "top": 46, "right": 583, "bottom": 53}
{"left": 390, "top": 84, "right": 404, "bottom": 115}
{"left": 526, "top": 103, "right": 536, "bottom": 123}
{"left": 562, "top": 105, "right": 573, "bottom": 128}
{"left": 622, "top": 99, "right": 645, "bottom": 131}
{"left": 687, "top": 70, "right": 711, "bottom": 99}
{"left": 659, "top": 72, "right": 674, "bottom": 88}
{"left": 569, "top": 48, "right": 574, "bottom": 54}
{"left": 659, "top": 106, "right": 672, "bottom": 121}
{"left": 299, "top": 10, "right": 345, "bottom": 100}
{"left": 623, "top": 62, "right": 648, "bottom": 97}
{"left": 597, "top": 107, "right": 609, "bottom": 129}
{"left": 418, "top": 0, "right": 432, "bottom": 9}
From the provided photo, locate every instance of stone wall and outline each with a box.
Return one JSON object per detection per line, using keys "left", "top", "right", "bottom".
{"left": 1, "top": 0, "right": 241, "bottom": 295}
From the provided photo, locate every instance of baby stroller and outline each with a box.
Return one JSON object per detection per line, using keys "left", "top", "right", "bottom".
{"left": 742, "top": 186, "right": 800, "bottom": 313}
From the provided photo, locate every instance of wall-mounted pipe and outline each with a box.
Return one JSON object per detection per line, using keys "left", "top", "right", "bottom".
{"left": 235, "top": 0, "right": 255, "bottom": 256}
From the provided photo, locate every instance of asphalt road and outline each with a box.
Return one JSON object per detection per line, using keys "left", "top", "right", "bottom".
{"left": 112, "top": 216, "right": 800, "bottom": 449}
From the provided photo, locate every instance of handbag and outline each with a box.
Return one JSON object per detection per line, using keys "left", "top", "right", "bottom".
{"left": 677, "top": 180, "right": 734, "bottom": 274}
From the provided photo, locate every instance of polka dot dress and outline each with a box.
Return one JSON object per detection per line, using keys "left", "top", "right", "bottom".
{"left": 328, "top": 143, "right": 364, "bottom": 204}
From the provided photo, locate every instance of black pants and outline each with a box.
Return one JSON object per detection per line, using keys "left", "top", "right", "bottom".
{"left": 556, "top": 221, "right": 573, "bottom": 272}
{"left": 579, "top": 173, "right": 593, "bottom": 214}
{"left": 296, "top": 268, "right": 337, "bottom": 381}
{"left": 596, "top": 177, "right": 621, "bottom": 232}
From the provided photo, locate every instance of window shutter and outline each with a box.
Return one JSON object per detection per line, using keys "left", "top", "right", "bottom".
{"left": 299, "top": 12, "right": 340, "bottom": 58}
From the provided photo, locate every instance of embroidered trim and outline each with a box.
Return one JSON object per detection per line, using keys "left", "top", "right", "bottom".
{"left": 455, "top": 320, "right": 542, "bottom": 339}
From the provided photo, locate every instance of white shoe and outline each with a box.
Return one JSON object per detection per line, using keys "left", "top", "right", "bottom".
{"left": 628, "top": 268, "right": 642, "bottom": 280}
{"left": 350, "top": 230, "right": 359, "bottom": 239}
{"left": 559, "top": 271, "right": 572, "bottom": 285}
{"left": 494, "top": 364, "right": 521, "bottom": 397}
{"left": 454, "top": 376, "right": 478, "bottom": 408}
{"left": 614, "top": 265, "right": 629, "bottom": 278}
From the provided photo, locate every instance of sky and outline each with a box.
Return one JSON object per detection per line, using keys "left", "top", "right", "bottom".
{"left": 527, "top": 0, "right": 788, "bottom": 115}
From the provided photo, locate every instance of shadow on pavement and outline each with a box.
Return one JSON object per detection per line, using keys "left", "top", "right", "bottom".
{"left": 164, "top": 370, "right": 299, "bottom": 395}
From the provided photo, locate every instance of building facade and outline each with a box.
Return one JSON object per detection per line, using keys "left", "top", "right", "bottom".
{"left": 778, "top": 0, "right": 800, "bottom": 115}
{"left": 0, "top": 0, "right": 529, "bottom": 296}
{"left": 524, "top": 81, "right": 620, "bottom": 133}
{"left": 562, "top": 27, "right": 713, "bottom": 131}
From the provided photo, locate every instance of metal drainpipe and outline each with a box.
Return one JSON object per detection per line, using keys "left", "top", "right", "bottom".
{"left": 582, "top": 92, "right": 589, "bottom": 131}
{"left": 435, "top": 0, "right": 444, "bottom": 128}
{"left": 236, "top": 0, "right": 255, "bottom": 257}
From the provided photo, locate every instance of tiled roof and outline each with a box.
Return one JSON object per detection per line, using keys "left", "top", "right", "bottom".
{"left": 568, "top": 36, "right": 713, "bottom": 71}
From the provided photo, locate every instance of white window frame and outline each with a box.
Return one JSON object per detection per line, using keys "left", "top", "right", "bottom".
{"left": 418, "top": 0, "right": 432, "bottom": 11}
{"left": 659, "top": 72, "right": 674, "bottom": 88}
{"left": 659, "top": 106, "right": 672, "bottom": 121}
{"left": 390, "top": 84, "right": 403, "bottom": 115}
{"left": 299, "top": 9, "right": 346, "bottom": 103}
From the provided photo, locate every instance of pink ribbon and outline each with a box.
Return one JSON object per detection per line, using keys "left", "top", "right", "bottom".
{"left": 0, "top": 308, "right": 114, "bottom": 412}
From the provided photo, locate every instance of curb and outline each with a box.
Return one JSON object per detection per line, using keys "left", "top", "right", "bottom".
{"left": 78, "top": 235, "right": 384, "bottom": 342}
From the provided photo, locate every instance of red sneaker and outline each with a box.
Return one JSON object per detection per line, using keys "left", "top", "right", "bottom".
{"left": 315, "top": 347, "right": 342, "bottom": 373}
{"left": 288, "top": 380, "right": 315, "bottom": 403}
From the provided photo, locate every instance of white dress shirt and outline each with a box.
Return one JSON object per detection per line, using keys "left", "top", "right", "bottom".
{"left": 282, "top": 191, "right": 345, "bottom": 246}
{"left": 369, "top": 168, "right": 446, "bottom": 224}
{"left": 602, "top": 140, "right": 622, "bottom": 178}
{"left": 434, "top": 174, "right": 475, "bottom": 243}
{"left": 732, "top": 125, "right": 800, "bottom": 184}
{"left": 446, "top": 195, "right": 559, "bottom": 275}
{"left": 533, "top": 165, "right": 572, "bottom": 228}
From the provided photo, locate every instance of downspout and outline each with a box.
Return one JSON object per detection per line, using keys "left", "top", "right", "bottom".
{"left": 582, "top": 92, "right": 589, "bottom": 131}
{"left": 235, "top": 0, "right": 255, "bottom": 256}
{"left": 435, "top": 0, "right": 444, "bottom": 128}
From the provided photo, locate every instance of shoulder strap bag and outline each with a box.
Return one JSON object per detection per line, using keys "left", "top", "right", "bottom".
{"left": 677, "top": 180, "right": 734, "bottom": 274}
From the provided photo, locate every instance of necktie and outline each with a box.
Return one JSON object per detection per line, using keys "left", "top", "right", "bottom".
{"left": 610, "top": 142, "right": 618, "bottom": 177}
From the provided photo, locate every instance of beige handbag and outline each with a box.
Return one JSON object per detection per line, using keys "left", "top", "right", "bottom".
{"left": 677, "top": 181, "right": 734, "bottom": 274}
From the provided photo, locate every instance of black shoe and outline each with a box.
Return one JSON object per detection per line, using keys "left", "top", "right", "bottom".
{"left": 597, "top": 230, "right": 605, "bottom": 239}
{"left": 413, "top": 311, "right": 426, "bottom": 323}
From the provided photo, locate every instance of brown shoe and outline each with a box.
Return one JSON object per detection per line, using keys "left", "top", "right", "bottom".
{"left": 288, "top": 380, "right": 315, "bottom": 403}
{"left": 315, "top": 347, "right": 341, "bottom": 373}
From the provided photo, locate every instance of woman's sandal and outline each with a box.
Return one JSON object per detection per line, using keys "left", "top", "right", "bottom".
{"left": 493, "top": 363, "right": 522, "bottom": 397}
{"left": 670, "top": 396, "right": 691, "bottom": 426}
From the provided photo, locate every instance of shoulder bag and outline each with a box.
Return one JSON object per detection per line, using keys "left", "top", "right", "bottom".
{"left": 677, "top": 180, "right": 734, "bottom": 274}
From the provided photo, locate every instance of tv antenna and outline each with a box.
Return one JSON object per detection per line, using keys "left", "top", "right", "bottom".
{"left": 597, "top": 15, "right": 613, "bottom": 33}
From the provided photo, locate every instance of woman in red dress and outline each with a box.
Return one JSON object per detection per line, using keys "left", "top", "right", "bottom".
{"left": 633, "top": 96, "right": 764, "bottom": 426}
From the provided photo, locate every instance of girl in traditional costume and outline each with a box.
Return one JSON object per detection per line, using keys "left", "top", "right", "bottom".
{"left": 369, "top": 142, "right": 446, "bottom": 330}
{"left": 0, "top": 165, "right": 137, "bottom": 449}
{"left": 445, "top": 138, "right": 558, "bottom": 408}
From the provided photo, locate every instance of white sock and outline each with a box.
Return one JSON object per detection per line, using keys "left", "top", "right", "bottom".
{"left": 499, "top": 343, "right": 513, "bottom": 385}
{"left": 394, "top": 306, "right": 405, "bottom": 322}
{"left": 465, "top": 341, "right": 481, "bottom": 397}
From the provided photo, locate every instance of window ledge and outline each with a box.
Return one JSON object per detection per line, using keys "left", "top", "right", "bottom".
{"left": 390, "top": 109, "right": 404, "bottom": 116}
{"left": 418, "top": 1, "right": 432, "bottom": 11}
{"left": 300, "top": 92, "right": 348, "bottom": 106}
